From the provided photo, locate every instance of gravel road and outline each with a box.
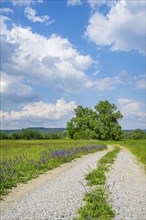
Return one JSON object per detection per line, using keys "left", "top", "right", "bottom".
{"left": 1, "top": 146, "right": 145, "bottom": 220}
{"left": 106, "top": 147, "right": 146, "bottom": 220}
{"left": 1, "top": 148, "right": 110, "bottom": 220}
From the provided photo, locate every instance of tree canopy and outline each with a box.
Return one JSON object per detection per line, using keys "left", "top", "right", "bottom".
{"left": 0, "top": 131, "right": 8, "bottom": 139}
{"left": 66, "top": 100, "right": 124, "bottom": 140}
{"left": 131, "top": 129, "right": 145, "bottom": 139}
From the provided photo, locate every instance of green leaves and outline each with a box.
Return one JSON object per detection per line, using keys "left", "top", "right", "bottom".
{"left": 0, "top": 131, "right": 8, "bottom": 139}
{"left": 95, "top": 100, "right": 117, "bottom": 115}
{"left": 67, "top": 100, "right": 124, "bottom": 140}
{"left": 131, "top": 129, "right": 145, "bottom": 139}
{"left": 19, "top": 129, "right": 44, "bottom": 140}
{"left": 81, "top": 188, "right": 115, "bottom": 220}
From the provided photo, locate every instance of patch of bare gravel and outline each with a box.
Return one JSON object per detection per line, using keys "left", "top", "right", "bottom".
{"left": 106, "top": 147, "right": 146, "bottom": 220}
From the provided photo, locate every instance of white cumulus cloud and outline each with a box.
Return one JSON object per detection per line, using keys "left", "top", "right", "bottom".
{"left": 0, "top": 8, "right": 13, "bottom": 14}
{"left": 84, "top": 75, "right": 122, "bottom": 90}
{"left": 24, "top": 6, "right": 55, "bottom": 24}
{"left": 85, "top": 0, "right": 145, "bottom": 54}
{"left": 0, "top": 20, "right": 93, "bottom": 94}
{"left": 0, "top": 16, "right": 126, "bottom": 108}
{"left": 88, "top": 0, "right": 117, "bottom": 8}
{"left": 1, "top": 72, "right": 38, "bottom": 106}
{"left": 0, "top": 99, "right": 77, "bottom": 129}
{"left": 117, "top": 98, "right": 145, "bottom": 129}
{"left": 117, "top": 98, "right": 143, "bottom": 116}
{"left": 67, "top": 0, "right": 82, "bottom": 6}
{"left": 9, "top": 0, "right": 43, "bottom": 6}
{"left": 87, "top": 0, "right": 106, "bottom": 8}
{"left": 67, "top": 0, "right": 116, "bottom": 7}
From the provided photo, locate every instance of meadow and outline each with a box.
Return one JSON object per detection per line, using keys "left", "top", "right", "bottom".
{"left": 0, "top": 139, "right": 145, "bottom": 198}
{"left": 0, "top": 139, "right": 106, "bottom": 197}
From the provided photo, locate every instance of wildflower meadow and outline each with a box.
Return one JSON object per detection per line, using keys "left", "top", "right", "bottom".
{"left": 0, "top": 140, "right": 106, "bottom": 197}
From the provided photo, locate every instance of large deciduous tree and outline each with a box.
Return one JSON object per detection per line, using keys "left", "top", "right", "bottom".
{"left": 67, "top": 100, "right": 124, "bottom": 140}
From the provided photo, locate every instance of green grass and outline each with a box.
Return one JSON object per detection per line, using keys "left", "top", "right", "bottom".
{"left": 86, "top": 147, "right": 120, "bottom": 186}
{"left": 75, "top": 146, "right": 120, "bottom": 220}
{"left": 106, "top": 139, "right": 146, "bottom": 165}
{"left": 0, "top": 139, "right": 106, "bottom": 198}
{"left": 119, "top": 139, "right": 146, "bottom": 165}
{"left": 76, "top": 188, "right": 115, "bottom": 220}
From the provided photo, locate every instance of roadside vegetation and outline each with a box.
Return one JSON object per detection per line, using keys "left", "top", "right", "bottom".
{"left": 105, "top": 139, "right": 145, "bottom": 166}
{"left": 0, "top": 140, "right": 106, "bottom": 198}
{"left": 118, "top": 139, "right": 146, "bottom": 165}
{"left": 74, "top": 146, "right": 121, "bottom": 220}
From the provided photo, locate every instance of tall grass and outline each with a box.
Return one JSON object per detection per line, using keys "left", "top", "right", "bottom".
{"left": 105, "top": 139, "right": 146, "bottom": 169}
{"left": 118, "top": 139, "right": 146, "bottom": 165}
{"left": 0, "top": 140, "right": 106, "bottom": 197}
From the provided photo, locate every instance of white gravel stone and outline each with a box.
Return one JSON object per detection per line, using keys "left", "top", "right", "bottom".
{"left": 106, "top": 147, "right": 146, "bottom": 220}
{"left": 1, "top": 149, "right": 109, "bottom": 220}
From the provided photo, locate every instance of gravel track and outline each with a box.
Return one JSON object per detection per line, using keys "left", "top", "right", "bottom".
{"left": 106, "top": 147, "right": 146, "bottom": 220}
{"left": 1, "top": 146, "right": 145, "bottom": 220}
{"left": 1, "top": 148, "right": 110, "bottom": 220}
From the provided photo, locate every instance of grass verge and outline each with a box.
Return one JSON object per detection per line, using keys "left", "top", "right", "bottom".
{"left": 0, "top": 140, "right": 106, "bottom": 198}
{"left": 119, "top": 139, "right": 146, "bottom": 165}
{"left": 106, "top": 139, "right": 146, "bottom": 166}
{"left": 74, "top": 146, "right": 121, "bottom": 220}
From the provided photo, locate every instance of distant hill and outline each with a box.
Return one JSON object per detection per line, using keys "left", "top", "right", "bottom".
{"left": 1, "top": 128, "right": 145, "bottom": 135}
{"left": 123, "top": 129, "right": 146, "bottom": 133}
{"left": 1, "top": 127, "right": 66, "bottom": 135}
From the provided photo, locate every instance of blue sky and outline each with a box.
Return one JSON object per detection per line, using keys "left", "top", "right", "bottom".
{"left": 0, "top": 0, "right": 145, "bottom": 130}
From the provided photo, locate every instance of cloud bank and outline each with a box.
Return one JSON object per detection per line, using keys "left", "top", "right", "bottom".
{"left": 1, "top": 99, "right": 77, "bottom": 129}
{"left": 1, "top": 16, "right": 124, "bottom": 107}
{"left": 85, "top": 0, "right": 145, "bottom": 54}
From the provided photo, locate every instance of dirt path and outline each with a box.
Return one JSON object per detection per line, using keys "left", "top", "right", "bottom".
{"left": 106, "top": 146, "right": 146, "bottom": 220}
{"left": 1, "top": 147, "right": 111, "bottom": 220}
{"left": 1, "top": 145, "right": 145, "bottom": 220}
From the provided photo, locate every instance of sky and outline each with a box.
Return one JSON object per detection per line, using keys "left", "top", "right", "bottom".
{"left": 0, "top": 0, "right": 145, "bottom": 130}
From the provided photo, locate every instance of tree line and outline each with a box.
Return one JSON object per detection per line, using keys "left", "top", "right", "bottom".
{"left": 0, "top": 128, "right": 144, "bottom": 140}
{"left": 0, "top": 129, "right": 67, "bottom": 140}
{"left": 0, "top": 100, "right": 145, "bottom": 140}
